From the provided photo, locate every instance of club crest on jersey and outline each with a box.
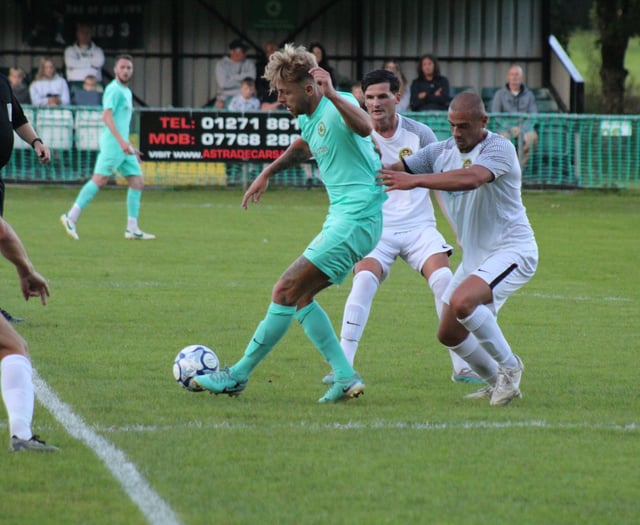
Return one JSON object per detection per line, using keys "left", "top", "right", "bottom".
{"left": 398, "top": 147, "right": 413, "bottom": 159}
{"left": 461, "top": 158, "right": 473, "bottom": 169}
{"left": 317, "top": 122, "right": 326, "bottom": 136}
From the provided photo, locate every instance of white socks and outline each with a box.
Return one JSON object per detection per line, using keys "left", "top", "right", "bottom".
{"left": 1, "top": 354, "right": 34, "bottom": 440}
{"left": 449, "top": 334, "right": 499, "bottom": 384}
{"left": 458, "top": 304, "right": 518, "bottom": 368}
{"left": 340, "top": 270, "right": 379, "bottom": 365}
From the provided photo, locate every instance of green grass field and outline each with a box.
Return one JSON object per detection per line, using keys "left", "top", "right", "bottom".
{"left": 0, "top": 186, "right": 638, "bottom": 525}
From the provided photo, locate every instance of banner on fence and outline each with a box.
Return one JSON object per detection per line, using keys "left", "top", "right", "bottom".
{"left": 139, "top": 110, "right": 301, "bottom": 163}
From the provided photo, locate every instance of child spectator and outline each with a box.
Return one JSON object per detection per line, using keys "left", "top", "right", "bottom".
{"left": 8, "top": 67, "right": 30, "bottom": 105}
{"left": 228, "top": 77, "right": 261, "bottom": 112}
{"left": 73, "top": 74, "right": 102, "bottom": 106}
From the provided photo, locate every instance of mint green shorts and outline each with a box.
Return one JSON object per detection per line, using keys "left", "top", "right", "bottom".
{"left": 94, "top": 148, "right": 142, "bottom": 176}
{"left": 303, "top": 213, "right": 382, "bottom": 285}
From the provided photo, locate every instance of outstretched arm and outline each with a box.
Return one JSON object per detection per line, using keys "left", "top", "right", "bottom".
{"left": 377, "top": 164, "right": 494, "bottom": 192}
{"left": 0, "top": 219, "right": 49, "bottom": 305}
{"left": 241, "top": 138, "right": 312, "bottom": 208}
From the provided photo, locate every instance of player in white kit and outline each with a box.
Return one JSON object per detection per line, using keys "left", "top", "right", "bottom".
{"left": 378, "top": 91, "right": 538, "bottom": 406}
{"left": 325, "top": 69, "right": 481, "bottom": 385}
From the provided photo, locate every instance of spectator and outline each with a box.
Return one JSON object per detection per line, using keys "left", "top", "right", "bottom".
{"left": 8, "top": 68, "right": 30, "bottom": 105}
{"left": 383, "top": 59, "right": 410, "bottom": 112}
{"left": 309, "top": 42, "right": 338, "bottom": 86}
{"left": 351, "top": 81, "right": 365, "bottom": 109}
{"left": 491, "top": 64, "right": 538, "bottom": 169}
{"left": 64, "top": 23, "right": 105, "bottom": 84}
{"left": 409, "top": 53, "right": 450, "bottom": 111}
{"left": 72, "top": 74, "right": 102, "bottom": 106}
{"left": 228, "top": 77, "right": 261, "bottom": 112}
{"left": 255, "top": 41, "right": 283, "bottom": 111}
{"left": 29, "top": 57, "right": 70, "bottom": 106}
{"left": 215, "top": 39, "right": 256, "bottom": 109}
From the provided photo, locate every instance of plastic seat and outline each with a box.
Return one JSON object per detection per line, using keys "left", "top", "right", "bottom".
{"left": 13, "top": 108, "right": 35, "bottom": 149}
{"left": 35, "top": 108, "right": 74, "bottom": 149}
{"left": 74, "top": 109, "right": 103, "bottom": 150}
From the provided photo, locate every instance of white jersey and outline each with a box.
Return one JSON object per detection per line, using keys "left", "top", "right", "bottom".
{"left": 374, "top": 115, "right": 438, "bottom": 231}
{"left": 404, "top": 131, "right": 537, "bottom": 271}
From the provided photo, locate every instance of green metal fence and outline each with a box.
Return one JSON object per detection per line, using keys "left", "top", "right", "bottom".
{"left": 4, "top": 107, "right": 640, "bottom": 189}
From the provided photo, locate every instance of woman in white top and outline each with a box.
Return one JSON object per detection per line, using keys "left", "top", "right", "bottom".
{"left": 29, "top": 58, "right": 71, "bottom": 106}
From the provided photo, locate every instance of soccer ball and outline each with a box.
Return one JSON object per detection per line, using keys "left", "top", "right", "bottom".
{"left": 173, "top": 344, "right": 219, "bottom": 392}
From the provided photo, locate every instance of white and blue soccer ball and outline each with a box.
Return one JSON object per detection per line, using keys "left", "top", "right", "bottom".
{"left": 173, "top": 344, "right": 219, "bottom": 392}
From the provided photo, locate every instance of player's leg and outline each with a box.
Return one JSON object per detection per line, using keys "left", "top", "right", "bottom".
{"left": 61, "top": 147, "right": 122, "bottom": 239}
{"left": 195, "top": 256, "right": 329, "bottom": 395}
{"left": 339, "top": 257, "right": 384, "bottom": 367}
{"left": 122, "top": 158, "right": 155, "bottom": 240}
{"left": 0, "top": 319, "right": 57, "bottom": 451}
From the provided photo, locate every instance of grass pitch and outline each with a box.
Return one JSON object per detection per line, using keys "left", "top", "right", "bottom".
{"left": 0, "top": 186, "right": 638, "bottom": 525}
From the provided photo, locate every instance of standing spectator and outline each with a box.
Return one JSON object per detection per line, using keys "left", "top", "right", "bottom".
{"left": 215, "top": 39, "right": 256, "bottom": 109}
{"left": 29, "top": 57, "right": 70, "bottom": 106}
{"left": 409, "top": 54, "right": 450, "bottom": 111}
{"left": 0, "top": 72, "right": 57, "bottom": 452}
{"left": 323, "top": 69, "right": 478, "bottom": 386}
{"left": 59, "top": 54, "right": 155, "bottom": 241}
{"left": 383, "top": 59, "right": 410, "bottom": 112}
{"left": 64, "top": 23, "right": 105, "bottom": 84}
{"left": 8, "top": 68, "right": 30, "bottom": 105}
{"left": 194, "top": 44, "right": 386, "bottom": 403}
{"left": 73, "top": 74, "right": 103, "bottom": 106}
{"left": 378, "top": 92, "right": 538, "bottom": 406}
{"left": 228, "top": 77, "right": 261, "bottom": 112}
{"left": 491, "top": 64, "right": 539, "bottom": 169}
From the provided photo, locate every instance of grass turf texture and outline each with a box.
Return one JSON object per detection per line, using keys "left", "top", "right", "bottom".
{"left": 0, "top": 186, "right": 638, "bottom": 524}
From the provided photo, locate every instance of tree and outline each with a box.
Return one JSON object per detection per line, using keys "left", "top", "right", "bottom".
{"left": 595, "top": 0, "right": 640, "bottom": 113}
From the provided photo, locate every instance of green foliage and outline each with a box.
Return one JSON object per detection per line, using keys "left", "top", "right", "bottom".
{"left": 568, "top": 30, "right": 640, "bottom": 112}
{"left": 1, "top": 187, "right": 638, "bottom": 524}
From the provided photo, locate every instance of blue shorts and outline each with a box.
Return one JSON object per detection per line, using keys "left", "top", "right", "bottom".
{"left": 303, "top": 213, "right": 382, "bottom": 285}
{"left": 93, "top": 148, "right": 142, "bottom": 176}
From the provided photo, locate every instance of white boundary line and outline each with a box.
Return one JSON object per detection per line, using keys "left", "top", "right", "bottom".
{"left": 32, "top": 370, "right": 181, "bottom": 525}
{"left": 92, "top": 419, "right": 639, "bottom": 433}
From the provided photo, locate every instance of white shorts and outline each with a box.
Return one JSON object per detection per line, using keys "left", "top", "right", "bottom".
{"left": 442, "top": 249, "right": 538, "bottom": 314}
{"left": 364, "top": 225, "right": 453, "bottom": 282}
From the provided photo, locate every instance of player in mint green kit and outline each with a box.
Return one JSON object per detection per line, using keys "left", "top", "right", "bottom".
{"left": 60, "top": 54, "right": 155, "bottom": 241}
{"left": 195, "top": 43, "right": 386, "bottom": 403}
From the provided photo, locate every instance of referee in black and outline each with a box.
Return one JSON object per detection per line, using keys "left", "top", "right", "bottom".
{"left": 0, "top": 72, "right": 51, "bottom": 322}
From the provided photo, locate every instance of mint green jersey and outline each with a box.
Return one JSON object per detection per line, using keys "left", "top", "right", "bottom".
{"left": 298, "top": 93, "right": 386, "bottom": 219}
{"left": 99, "top": 79, "right": 133, "bottom": 153}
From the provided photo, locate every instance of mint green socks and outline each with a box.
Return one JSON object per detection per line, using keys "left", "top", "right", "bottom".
{"left": 231, "top": 302, "right": 296, "bottom": 380}
{"left": 75, "top": 180, "right": 100, "bottom": 209}
{"left": 296, "top": 301, "right": 356, "bottom": 381}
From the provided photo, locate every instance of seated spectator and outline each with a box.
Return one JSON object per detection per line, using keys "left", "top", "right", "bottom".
{"left": 64, "top": 23, "right": 105, "bottom": 84}
{"left": 215, "top": 39, "right": 256, "bottom": 109}
{"left": 409, "top": 53, "right": 450, "bottom": 111}
{"left": 309, "top": 42, "right": 336, "bottom": 85}
{"left": 351, "top": 81, "right": 365, "bottom": 109}
{"left": 29, "top": 57, "right": 70, "bottom": 106}
{"left": 383, "top": 59, "right": 410, "bottom": 112}
{"left": 227, "top": 77, "right": 261, "bottom": 112}
{"left": 491, "top": 64, "right": 538, "bottom": 169}
{"left": 256, "top": 41, "right": 283, "bottom": 111}
{"left": 8, "top": 67, "right": 30, "bottom": 105}
{"left": 73, "top": 74, "right": 102, "bottom": 106}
